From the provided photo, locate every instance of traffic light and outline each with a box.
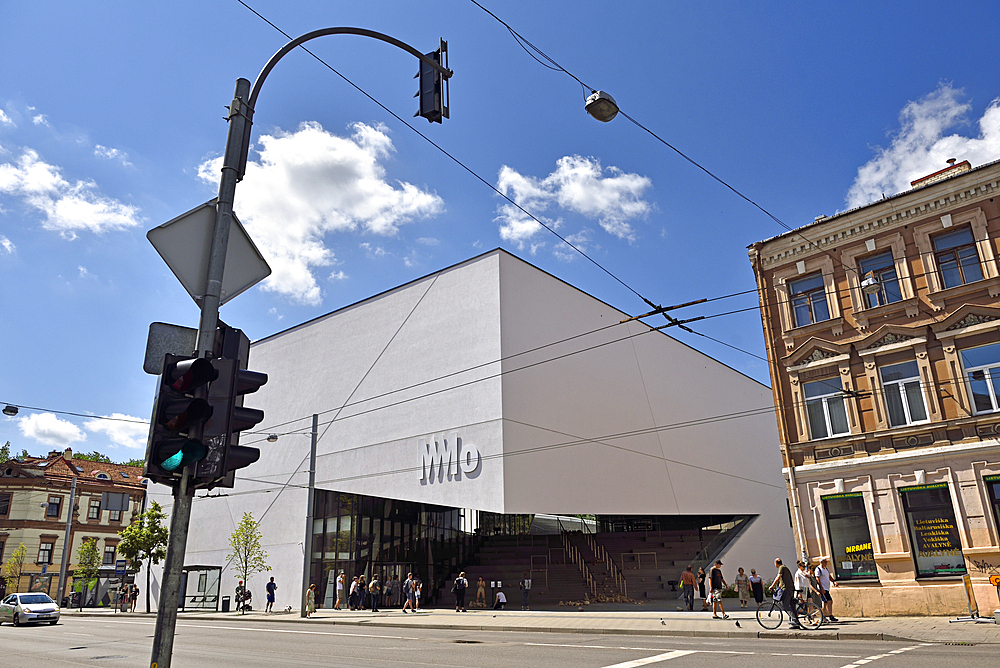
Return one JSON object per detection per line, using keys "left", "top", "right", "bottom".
{"left": 415, "top": 39, "right": 449, "bottom": 123}
{"left": 191, "top": 324, "right": 268, "bottom": 489}
{"left": 145, "top": 355, "right": 219, "bottom": 486}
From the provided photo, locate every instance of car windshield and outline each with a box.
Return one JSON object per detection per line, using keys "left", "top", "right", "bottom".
{"left": 19, "top": 594, "right": 54, "bottom": 604}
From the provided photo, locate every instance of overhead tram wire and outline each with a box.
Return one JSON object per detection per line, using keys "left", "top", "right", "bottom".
{"left": 235, "top": 0, "right": 659, "bottom": 314}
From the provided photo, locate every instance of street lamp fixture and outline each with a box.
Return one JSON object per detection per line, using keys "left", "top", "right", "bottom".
{"left": 3, "top": 404, "right": 18, "bottom": 416}
{"left": 585, "top": 90, "right": 619, "bottom": 122}
{"left": 861, "top": 271, "right": 881, "bottom": 296}
{"left": 266, "top": 434, "right": 279, "bottom": 442}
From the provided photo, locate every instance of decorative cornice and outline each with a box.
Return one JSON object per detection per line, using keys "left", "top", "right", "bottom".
{"left": 803, "top": 349, "right": 839, "bottom": 363}
{"left": 945, "top": 313, "right": 1000, "bottom": 331}
{"left": 866, "top": 333, "right": 913, "bottom": 349}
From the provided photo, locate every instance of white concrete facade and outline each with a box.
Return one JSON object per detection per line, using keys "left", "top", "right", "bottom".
{"left": 147, "top": 249, "right": 793, "bottom": 611}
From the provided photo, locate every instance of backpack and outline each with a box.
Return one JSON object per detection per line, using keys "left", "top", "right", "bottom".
{"left": 455, "top": 577, "right": 466, "bottom": 591}
{"left": 369, "top": 580, "right": 379, "bottom": 594}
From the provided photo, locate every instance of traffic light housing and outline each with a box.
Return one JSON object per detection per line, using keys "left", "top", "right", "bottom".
{"left": 415, "top": 39, "right": 449, "bottom": 123}
{"left": 145, "top": 355, "right": 219, "bottom": 486}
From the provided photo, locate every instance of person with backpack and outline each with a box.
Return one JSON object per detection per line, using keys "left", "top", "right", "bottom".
{"left": 519, "top": 572, "right": 532, "bottom": 610}
{"left": 401, "top": 573, "right": 415, "bottom": 613}
{"left": 453, "top": 571, "right": 468, "bottom": 612}
{"left": 368, "top": 574, "right": 381, "bottom": 612}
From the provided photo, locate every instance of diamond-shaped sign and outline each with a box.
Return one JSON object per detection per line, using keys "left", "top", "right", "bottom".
{"left": 147, "top": 200, "right": 271, "bottom": 306}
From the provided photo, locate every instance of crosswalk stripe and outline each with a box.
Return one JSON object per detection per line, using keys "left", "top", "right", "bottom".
{"left": 601, "top": 650, "right": 696, "bottom": 668}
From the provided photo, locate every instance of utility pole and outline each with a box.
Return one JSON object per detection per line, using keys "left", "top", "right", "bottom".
{"left": 56, "top": 476, "right": 77, "bottom": 605}
{"left": 300, "top": 414, "right": 318, "bottom": 617}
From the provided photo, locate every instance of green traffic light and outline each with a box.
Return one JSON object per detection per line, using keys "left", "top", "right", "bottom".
{"left": 157, "top": 439, "right": 207, "bottom": 472}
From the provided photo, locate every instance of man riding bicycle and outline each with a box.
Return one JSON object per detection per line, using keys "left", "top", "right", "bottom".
{"left": 768, "top": 558, "right": 799, "bottom": 629}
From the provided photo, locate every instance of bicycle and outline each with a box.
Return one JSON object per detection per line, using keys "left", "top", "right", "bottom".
{"left": 756, "top": 589, "right": 825, "bottom": 630}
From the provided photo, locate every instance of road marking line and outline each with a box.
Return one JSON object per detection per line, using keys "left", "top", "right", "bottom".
{"left": 601, "top": 650, "right": 696, "bottom": 668}
{"left": 838, "top": 646, "right": 922, "bottom": 668}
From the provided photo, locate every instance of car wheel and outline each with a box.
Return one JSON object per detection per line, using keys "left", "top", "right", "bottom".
{"left": 12, "top": 613, "right": 21, "bottom": 627}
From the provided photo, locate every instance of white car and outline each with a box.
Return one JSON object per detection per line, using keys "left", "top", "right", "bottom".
{"left": 0, "top": 592, "right": 61, "bottom": 626}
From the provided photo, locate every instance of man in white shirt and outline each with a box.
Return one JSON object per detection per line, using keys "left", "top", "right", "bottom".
{"left": 493, "top": 590, "right": 507, "bottom": 610}
{"left": 814, "top": 557, "right": 838, "bottom": 622}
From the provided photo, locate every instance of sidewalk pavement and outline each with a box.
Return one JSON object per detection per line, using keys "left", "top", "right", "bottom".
{"left": 62, "top": 604, "right": 1000, "bottom": 645}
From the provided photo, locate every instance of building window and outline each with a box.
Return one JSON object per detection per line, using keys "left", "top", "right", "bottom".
{"left": 880, "top": 360, "right": 928, "bottom": 427}
{"left": 789, "top": 273, "right": 830, "bottom": 327}
{"left": 933, "top": 227, "right": 983, "bottom": 289}
{"left": 0, "top": 539, "right": 5, "bottom": 562}
{"left": 46, "top": 496, "right": 62, "bottom": 519}
{"left": 858, "top": 252, "right": 902, "bottom": 308}
{"left": 960, "top": 342, "right": 1000, "bottom": 413}
{"left": 0, "top": 492, "right": 10, "bottom": 517}
{"left": 804, "top": 378, "right": 850, "bottom": 439}
{"left": 103, "top": 545, "right": 116, "bottom": 566}
{"left": 38, "top": 542, "right": 54, "bottom": 564}
{"left": 822, "top": 493, "right": 877, "bottom": 582}
{"left": 986, "top": 475, "right": 1000, "bottom": 537}
{"left": 88, "top": 499, "right": 102, "bottom": 521}
{"left": 900, "top": 483, "right": 967, "bottom": 578}
{"left": 109, "top": 509, "right": 122, "bottom": 522}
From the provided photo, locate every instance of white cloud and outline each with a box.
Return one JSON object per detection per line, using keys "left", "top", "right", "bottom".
{"left": 0, "top": 110, "right": 13, "bottom": 126}
{"left": 83, "top": 414, "right": 148, "bottom": 450}
{"left": 0, "top": 148, "right": 142, "bottom": 238}
{"left": 94, "top": 144, "right": 132, "bottom": 167}
{"left": 78, "top": 265, "right": 94, "bottom": 279}
{"left": 553, "top": 229, "right": 594, "bottom": 262}
{"left": 360, "top": 242, "right": 389, "bottom": 259}
{"left": 19, "top": 412, "right": 86, "bottom": 447}
{"left": 0, "top": 235, "right": 13, "bottom": 253}
{"left": 329, "top": 270, "right": 348, "bottom": 280}
{"left": 846, "top": 84, "right": 1000, "bottom": 209}
{"left": 32, "top": 114, "right": 49, "bottom": 126}
{"left": 198, "top": 121, "right": 443, "bottom": 306}
{"left": 495, "top": 155, "right": 652, "bottom": 246}
{"left": 416, "top": 237, "right": 439, "bottom": 246}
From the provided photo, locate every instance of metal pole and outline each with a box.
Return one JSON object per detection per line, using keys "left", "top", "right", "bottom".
{"left": 150, "top": 78, "right": 252, "bottom": 668}
{"left": 301, "top": 414, "right": 318, "bottom": 617}
{"left": 56, "top": 476, "right": 77, "bottom": 605}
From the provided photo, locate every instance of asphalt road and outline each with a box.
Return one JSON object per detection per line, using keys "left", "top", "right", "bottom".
{"left": 0, "top": 616, "right": 988, "bottom": 668}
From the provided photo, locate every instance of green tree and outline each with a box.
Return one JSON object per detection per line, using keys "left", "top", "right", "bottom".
{"left": 122, "top": 458, "right": 145, "bottom": 468}
{"left": 117, "top": 501, "right": 169, "bottom": 613}
{"left": 0, "top": 441, "right": 10, "bottom": 462}
{"left": 2, "top": 542, "right": 27, "bottom": 593}
{"left": 74, "top": 451, "right": 113, "bottom": 463}
{"left": 74, "top": 538, "right": 102, "bottom": 609}
{"left": 227, "top": 512, "right": 270, "bottom": 614}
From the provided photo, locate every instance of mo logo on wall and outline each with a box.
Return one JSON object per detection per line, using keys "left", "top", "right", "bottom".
{"left": 419, "top": 435, "right": 482, "bottom": 483}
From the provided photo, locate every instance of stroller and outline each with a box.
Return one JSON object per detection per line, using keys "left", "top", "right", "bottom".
{"left": 236, "top": 588, "right": 253, "bottom": 612}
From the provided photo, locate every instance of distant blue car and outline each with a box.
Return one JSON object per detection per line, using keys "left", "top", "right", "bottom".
{"left": 0, "top": 592, "right": 61, "bottom": 626}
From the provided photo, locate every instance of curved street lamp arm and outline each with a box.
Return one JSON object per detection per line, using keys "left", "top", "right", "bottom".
{"left": 249, "top": 26, "right": 453, "bottom": 108}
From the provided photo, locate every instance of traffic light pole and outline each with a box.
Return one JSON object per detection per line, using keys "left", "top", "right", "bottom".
{"left": 148, "top": 31, "right": 449, "bottom": 668}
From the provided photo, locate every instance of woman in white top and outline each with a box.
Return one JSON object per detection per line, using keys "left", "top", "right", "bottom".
{"left": 794, "top": 561, "right": 820, "bottom": 603}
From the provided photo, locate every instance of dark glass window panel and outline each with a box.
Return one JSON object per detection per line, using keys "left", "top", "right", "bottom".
{"left": 961, "top": 343, "right": 1000, "bottom": 369}
{"left": 823, "top": 495, "right": 877, "bottom": 581}
{"left": 789, "top": 273, "right": 830, "bottom": 326}
{"left": 901, "top": 485, "right": 966, "bottom": 577}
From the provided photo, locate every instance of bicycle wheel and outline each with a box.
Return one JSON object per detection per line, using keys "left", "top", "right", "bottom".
{"left": 800, "top": 600, "right": 824, "bottom": 629}
{"left": 756, "top": 600, "right": 783, "bottom": 630}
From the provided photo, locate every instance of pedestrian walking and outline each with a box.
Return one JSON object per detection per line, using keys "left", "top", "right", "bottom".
{"left": 413, "top": 577, "right": 422, "bottom": 611}
{"left": 710, "top": 559, "right": 728, "bottom": 619}
{"left": 454, "top": 571, "right": 468, "bottom": 612}
{"left": 349, "top": 576, "right": 360, "bottom": 610}
{"left": 335, "top": 571, "right": 345, "bottom": 610}
{"left": 358, "top": 575, "right": 368, "bottom": 610}
{"left": 305, "top": 583, "right": 316, "bottom": 618}
{"left": 129, "top": 584, "right": 139, "bottom": 613}
{"left": 369, "top": 574, "right": 381, "bottom": 612}
{"left": 769, "top": 558, "right": 799, "bottom": 629}
{"left": 402, "top": 572, "right": 416, "bottom": 613}
{"left": 749, "top": 568, "right": 764, "bottom": 605}
{"left": 680, "top": 564, "right": 697, "bottom": 611}
{"left": 814, "top": 557, "right": 838, "bottom": 622}
{"left": 265, "top": 576, "right": 277, "bottom": 613}
{"left": 735, "top": 568, "right": 750, "bottom": 609}
{"left": 519, "top": 572, "right": 532, "bottom": 610}
{"left": 795, "top": 560, "right": 821, "bottom": 608}
{"left": 697, "top": 566, "right": 708, "bottom": 610}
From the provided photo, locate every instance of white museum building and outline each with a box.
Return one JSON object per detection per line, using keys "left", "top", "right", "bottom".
{"left": 145, "top": 249, "right": 793, "bottom": 610}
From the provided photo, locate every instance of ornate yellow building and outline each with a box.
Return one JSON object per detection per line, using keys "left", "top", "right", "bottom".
{"left": 749, "top": 159, "right": 1000, "bottom": 616}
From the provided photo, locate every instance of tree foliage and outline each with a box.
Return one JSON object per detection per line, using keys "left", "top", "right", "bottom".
{"left": 117, "top": 501, "right": 169, "bottom": 613}
{"left": 0, "top": 441, "right": 9, "bottom": 462}
{"left": 73, "top": 451, "right": 113, "bottom": 463}
{"left": 74, "top": 538, "right": 102, "bottom": 608}
{"left": 2, "top": 542, "right": 27, "bottom": 593}
{"left": 227, "top": 512, "right": 270, "bottom": 613}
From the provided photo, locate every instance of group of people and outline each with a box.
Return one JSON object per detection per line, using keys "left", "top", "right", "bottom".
{"left": 678, "top": 556, "right": 839, "bottom": 626}
{"left": 119, "top": 583, "right": 139, "bottom": 613}
{"left": 328, "top": 571, "right": 421, "bottom": 613}
{"left": 451, "top": 572, "right": 531, "bottom": 612}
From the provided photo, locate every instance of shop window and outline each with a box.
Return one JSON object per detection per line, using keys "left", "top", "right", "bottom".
{"left": 986, "top": 475, "right": 1000, "bottom": 537}
{"left": 879, "top": 360, "right": 928, "bottom": 427}
{"left": 933, "top": 227, "right": 983, "bottom": 289}
{"left": 103, "top": 545, "right": 116, "bottom": 566}
{"left": 88, "top": 499, "right": 102, "bottom": 520}
{"left": 790, "top": 273, "right": 830, "bottom": 327}
{"left": 822, "top": 493, "right": 877, "bottom": 581}
{"left": 804, "top": 378, "right": 850, "bottom": 439}
{"left": 960, "top": 342, "right": 1000, "bottom": 413}
{"left": 859, "top": 252, "right": 902, "bottom": 308}
{"left": 0, "top": 492, "right": 10, "bottom": 517}
{"left": 46, "top": 496, "right": 62, "bottom": 519}
{"left": 900, "top": 483, "right": 967, "bottom": 578}
{"left": 38, "top": 542, "right": 54, "bottom": 564}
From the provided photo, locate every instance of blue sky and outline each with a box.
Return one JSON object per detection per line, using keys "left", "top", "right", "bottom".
{"left": 2, "top": 0, "right": 999, "bottom": 460}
